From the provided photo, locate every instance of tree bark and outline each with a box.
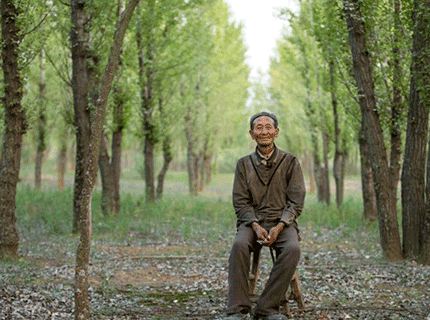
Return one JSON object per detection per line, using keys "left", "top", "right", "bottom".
{"left": 402, "top": 0, "right": 430, "bottom": 260}
{"left": 137, "top": 11, "right": 156, "bottom": 202}
{"left": 389, "top": 0, "right": 403, "bottom": 194}
{"left": 359, "top": 125, "right": 378, "bottom": 221}
{"left": 97, "top": 1, "right": 126, "bottom": 214}
{"left": 330, "top": 60, "right": 347, "bottom": 208}
{"left": 98, "top": 135, "right": 116, "bottom": 215}
{"left": 156, "top": 135, "right": 173, "bottom": 199}
{"left": 71, "top": 0, "right": 91, "bottom": 233}
{"left": 322, "top": 131, "right": 330, "bottom": 205}
{"left": 156, "top": 99, "right": 172, "bottom": 199}
{"left": 185, "top": 105, "right": 199, "bottom": 196}
{"left": 57, "top": 130, "right": 68, "bottom": 191}
{"left": 423, "top": 137, "right": 430, "bottom": 264}
{"left": 110, "top": 87, "right": 124, "bottom": 214}
{"left": 74, "top": 1, "right": 138, "bottom": 318}
{"left": 0, "top": 0, "right": 26, "bottom": 259}
{"left": 35, "top": 48, "right": 46, "bottom": 190}
{"left": 343, "top": 0, "right": 402, "bottom": 261}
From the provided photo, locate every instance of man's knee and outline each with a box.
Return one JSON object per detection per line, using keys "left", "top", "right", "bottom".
{"left": 278, "top": 242, "right": 300, "bottom": 264}
{"left": 231, "top": 237, "right": 251, "bottom": 256}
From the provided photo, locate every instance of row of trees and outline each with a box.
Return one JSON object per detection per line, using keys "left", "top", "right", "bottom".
{"left": 267, "top": 0, "right": 429, "bottom": 263}
{"left": 0, "top": 0, "right": 250, "bottom": 317}
{"left": 0, "top": 0, "right": 249, "bottom": 252}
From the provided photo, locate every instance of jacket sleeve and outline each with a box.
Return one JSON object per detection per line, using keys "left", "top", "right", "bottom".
{"left": 232, "top": 158, "right": 258, "bottom": 226}
{"left": 281, "top": 157, "right": 306, "bottom": 226}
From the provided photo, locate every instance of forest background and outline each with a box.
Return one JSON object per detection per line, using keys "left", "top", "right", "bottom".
{"left": 0, "top": 0, "right": 430, "bottom": 319}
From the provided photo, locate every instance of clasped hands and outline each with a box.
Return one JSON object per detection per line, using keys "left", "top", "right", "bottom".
{"left": 252, "top": 222, "right": 284, "bottom": 246}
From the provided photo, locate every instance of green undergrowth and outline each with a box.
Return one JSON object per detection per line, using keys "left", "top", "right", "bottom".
{"left": 15, "top": 182, "right": 380, "bottom": 250}
{"left": 15, "top": 184, "right": 236, "bottom": 245}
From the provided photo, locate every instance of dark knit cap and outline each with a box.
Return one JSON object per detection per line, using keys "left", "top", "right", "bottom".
{"left": 249, "top": 111, "right": 278, "bottom": 130}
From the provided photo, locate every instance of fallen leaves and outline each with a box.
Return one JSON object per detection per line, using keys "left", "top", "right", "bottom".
{"left": 1, "top": 226, "right": 430, "bottom": 319}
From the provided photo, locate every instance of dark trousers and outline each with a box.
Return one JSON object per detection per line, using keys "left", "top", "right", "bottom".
{"left": 226, "top": 222, "right": 300, "bottom": 316}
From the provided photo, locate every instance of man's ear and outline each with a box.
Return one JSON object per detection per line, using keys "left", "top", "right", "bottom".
{"left": 274, "top": 127, "right": 280, "bottom": 138}
{"left": 249, "top": 129, "right": 256, "bottom": 140}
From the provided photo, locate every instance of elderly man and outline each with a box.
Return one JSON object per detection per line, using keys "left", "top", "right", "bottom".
{"left": 224, "top": 111, "right": 306, "bottom": 320}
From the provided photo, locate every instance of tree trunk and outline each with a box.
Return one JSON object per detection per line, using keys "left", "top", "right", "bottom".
{"left": 423, "top": 137, "right": 430, "bottom": 264}
{"left": 74, "top": 1, "right": 138, "bottom": 318}
{"left": 359, "top": 125, "right": 378, "bottom": 221}
{"left": 35, "top": 48, "right": 46, "bottom": 190}
{"left": 57, "top": 130, "right": 68, "bottom": 191}
{"left": 0, "top": 0, "right": 26, "bottom": 259}
{"left": 322, "top": 131, "right": 330, "bottom": 205}
{"left": 312, "top": 9, "right": 330, "bottom": 206}
{"left": 204, "top": 151, "right": 213, "bottom": 186}
{"left": 331, "top": 60, "right": 346, "bottom": 208}
{"left": 98, "top": 135, "right": 116, "bottom": 215}
{"left": 71, "top": 0, "right": 91, "bottom": 233}
{"left": 111, "top": 89, "right": 123, "bottom": 214}
{"left": 343, "top": 0, "right": 402, "bottom": 261}
{"left": 155, "top": 98, "right": 172, "bottom": 199}
{"left": 389, "top": 0, "right": 403, "bottom": 194}
{"left": 301, "top": 38, "right": 326, "bottom": 204}
{"left": 137, "top": 14, "right": 156, "bottom": 202}
{"left": 185, "top": 105, "right": 199, "bottom": 196}
{"left": 97, "top": 0, "right": 126, "bottom": 214}
{"left": 156, "top": 135, "right": 173, "bottom": 199}
{"left": 402, "top": 0, "right": 430, "bottom": 260}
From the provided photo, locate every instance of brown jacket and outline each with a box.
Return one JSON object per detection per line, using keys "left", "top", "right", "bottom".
{"left": 232, "top": 146, "right": 306, "bottom": 227}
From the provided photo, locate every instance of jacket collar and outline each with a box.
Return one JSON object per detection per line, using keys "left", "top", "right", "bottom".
{"left": 253, "top": 145, "right": 279, "bottom": 165}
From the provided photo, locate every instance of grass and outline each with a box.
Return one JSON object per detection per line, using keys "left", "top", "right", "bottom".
{"left": 14, "top": 171, "right": 377, "bottom": 249}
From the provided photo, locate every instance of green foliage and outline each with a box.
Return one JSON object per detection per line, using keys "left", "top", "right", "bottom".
{"left": 15, "top": 184, "right": 236, "bottom": 244}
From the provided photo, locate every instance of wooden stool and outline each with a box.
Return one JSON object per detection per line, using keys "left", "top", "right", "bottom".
{"left": 248, "top": 247, "right": 305, "bottom": 318}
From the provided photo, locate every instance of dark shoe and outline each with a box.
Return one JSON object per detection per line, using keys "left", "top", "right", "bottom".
{"left": 253, "top": 313, "right": 288, "bottom": 320}
{"left": 224, "top": 313, "right": 247, "bottom": 320}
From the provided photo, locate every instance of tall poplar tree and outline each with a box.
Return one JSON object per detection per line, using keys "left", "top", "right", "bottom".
{"left": 342, "top": 0, "right": 402, "bottom": 261}
{"left": 0, "top": 0, "right": 26, "bottom": 258}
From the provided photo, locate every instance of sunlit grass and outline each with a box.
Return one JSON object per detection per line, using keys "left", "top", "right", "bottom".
{"left": 14, "top": 168, "right": 383, "bottom": 255}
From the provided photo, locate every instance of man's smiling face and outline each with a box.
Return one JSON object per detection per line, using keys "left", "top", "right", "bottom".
{"left": 249, "top": 116, "right": 279, "bottom": 147}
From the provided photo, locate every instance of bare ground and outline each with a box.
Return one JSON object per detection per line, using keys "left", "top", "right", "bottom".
{"left": 3, "top": 175, "right": 429, "bottom": 319}
{"left": 1, "top": 226, "right": 430, "bottom": 320}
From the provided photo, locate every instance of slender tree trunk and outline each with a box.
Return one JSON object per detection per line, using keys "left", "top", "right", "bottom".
{"left": 98, "top": 0, "right": 125, "bottom": 214}
{"left": 35, "top": 48, "right": 46, "bottom": 190}
{"left": 389, "top": 0, "right": 403, "bottom": 194}
{"left": 203, "top": 151, "right": 213, "bottom": 186}
{"left": 57, "top": 130, "right": 68, "bottom": 191}
{"left": 322, "top": 131, "right": 330, "bottom": 205}
{"left": 99, "top": 135, "right": 116, "bottom": 215}
{"left": 0, "top": 0, "right": 26, "bottom": 259}
{"left": 402, "top": 0, "right": 430, "bottom": 260}
{"left": 111, "top": 89, "right": 124, "bottom": 213}
{"left": 343, "top": 0, "right": 402, "bottom": 261}
{"left": 312, "top": 7, "right": 330, "bottom": 206}
{"left": 156, "top": 135, "right": 173, "bottom": 199}
{"left": 74, "top": 1, "right": 138, "bottom": 318}
{"left": 156, "top": 98, "right": 172, "bottom": 199}
{"left": 301, "top": 37, "right": 326, "bottom": 203}
{"left": 331, "top": 60, "right": 346, "bottom": 208}
{"left": 137, "top": 13, "right": 156, "bottom": 202}
{"left": 185, "top": 107, "right": 199, "bottom": 196}
{"left": 423, "top": 136, "right": 430, "bottom": 264}
{"left": 198, "top": 140, "right": 208, "bottom": 192}
{"left": 359, "top": 125, "right": 378, "bottom": 221}
{"left": 71, "top": 0, "right": 91, "bottom": 233}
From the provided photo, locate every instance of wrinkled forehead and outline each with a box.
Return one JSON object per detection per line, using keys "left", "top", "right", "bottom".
{"left": 253, "top": 116, "right": 275, "bottom": 127}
